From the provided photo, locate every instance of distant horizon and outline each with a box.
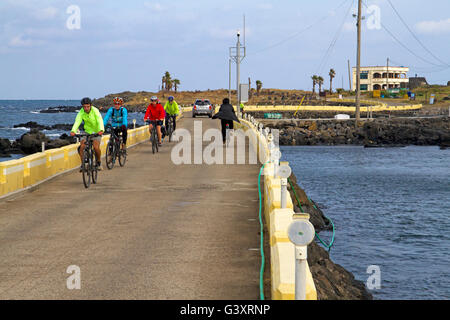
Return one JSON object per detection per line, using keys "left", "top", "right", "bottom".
{"left": 2, "top": 80, "right": 449, "bottom": 101}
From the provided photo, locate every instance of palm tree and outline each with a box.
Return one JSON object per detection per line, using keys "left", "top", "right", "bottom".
{"left": 256, "top": 80, "right": 263, "bottom": 95}
{"left": 173, "top": 79, "right": 181, "bottom": 93}
{"left": 318, "top": 76, "right": 324, "bottom": 93}
{"left": 166, "top": 79, "right": 173, "bottom": 91}
{"left": 162, "top": 71, "right": 172, "bottom": 91}
{"left": 329, "top": 69, "right": 336, "bottom": 93}
{"left": 311, "top": 75, "right": 318, "bottom": 94}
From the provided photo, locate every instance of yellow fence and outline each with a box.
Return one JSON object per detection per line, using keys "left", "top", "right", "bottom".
{"left": 242, "top": 104, "right": 422, "bottom": 112}
{"left": 236, "top": 117, "right": 317, "bottom": 300}
{"left": 0, "top": 112, "right": 183, "bottom": 199}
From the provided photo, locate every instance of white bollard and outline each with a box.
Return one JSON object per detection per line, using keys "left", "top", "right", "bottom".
{"left": 278, "top": 163, "right": 292, "bottom": 209}
{"left": 41, "top": 142, "right": 45, "bottom": 152}
{"left": 281, "top": 178, "right": 288, "bottom": 208}
{"left": 133, "top": 119, "right": 136, "bottom": 129}
{"left": 288, "top": 214, "right": 315, "bottom": 300}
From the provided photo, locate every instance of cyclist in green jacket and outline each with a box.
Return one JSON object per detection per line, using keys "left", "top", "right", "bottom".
{"left": 164, "top": 96, "right": 180, "bottom": 131}
{"left": 70, "top": 97, "right": 105, "bottom": 170}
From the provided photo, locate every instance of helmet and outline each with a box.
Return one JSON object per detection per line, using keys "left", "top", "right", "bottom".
{"left": 150, "top": 96, "right": 158, "bottom": 102}
{"left": 168, "top": 96, "right": 174, "bottom": 101}
{"left": 113, "top": 97, "right": 123, "bottom": 104}
{"left": 81, "top": 97, "right": 92, "bottom": 105}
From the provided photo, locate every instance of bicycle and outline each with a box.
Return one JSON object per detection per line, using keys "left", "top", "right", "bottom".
{"left": 166, "top": 115, "right": 176, "bottom": 142}
{"left": 145, "top": 120, "right": 159, "bottom": 154}
{"left": 75, "top": 133, "right": 101, "bottom": 188}
{"left": 105, "top": 125, "right": 127, "bottom": 170}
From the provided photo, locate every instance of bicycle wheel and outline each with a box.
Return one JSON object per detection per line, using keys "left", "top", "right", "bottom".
{"left": 168, "top": 120, "right": 173, "bottom": 142}
{"left": 106, "top": 140, "right": 115, "bottom": 170}
{"left": 82, "top": 150, "right": 91, "bottom": 188}
{"left": 91, "top": 148, "right": 98, "bottom": 184}
{"left": 119, "top": 146, "right": 127, "bottom": 167}
{"left": 152, "top": 129, "right": 156, "bottom": 154}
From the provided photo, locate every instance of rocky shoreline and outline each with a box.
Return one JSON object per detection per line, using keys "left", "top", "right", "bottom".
{"left": 287, "top": 173, "right": 373, "bottom": 300}
{"left": 1, "top": 121, "right": 148, "bottom": 158}
{"left": 0, "top": 129, "right": 75, "bottom": 157}
{"left": 260, "top": 117, "right": 449, "bottom": 148}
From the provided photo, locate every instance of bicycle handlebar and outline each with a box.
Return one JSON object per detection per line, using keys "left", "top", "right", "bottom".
{"left": 74, "top": 132, "right": 101, "bottom": 139}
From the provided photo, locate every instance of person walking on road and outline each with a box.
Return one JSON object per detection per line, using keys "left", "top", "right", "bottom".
{"left": 212, "top": 98, "right": 240, "bottom": 144}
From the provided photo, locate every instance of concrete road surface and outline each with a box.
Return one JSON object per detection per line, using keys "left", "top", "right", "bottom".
{"left": 0, "top": 115, "right": 261, "bottom": 299}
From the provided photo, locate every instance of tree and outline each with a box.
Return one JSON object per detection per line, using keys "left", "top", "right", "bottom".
{"left": 162, "top": 71, "right": 172, "bottom": 91}
{"left": 256, "top": 80, "right": 263, "bottom": 95}
{"left": 318, "top": 76, "right": 324, "bottom": 93}
{"left": 311, "top": 75, "right": 318, "bottom": 94}
{"left": 173, "top": 79, "right": 180, "bottom": 93}
{"left": 329, "top": 69, "right": 336, "bottom": 94}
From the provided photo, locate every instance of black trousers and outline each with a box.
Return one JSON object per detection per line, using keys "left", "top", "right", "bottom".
{"left": 113, "top": 126, "right": 128, "bottom": 144}
{"left": 165, "top": 114, "right": 177, "bottom": 131}
{"left": 221, "top": 119, "right": 234, "bottom": 143}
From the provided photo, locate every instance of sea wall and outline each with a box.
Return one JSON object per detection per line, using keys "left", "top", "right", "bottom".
{"left": 261, "top": 117, "right": 450, "bottom": 147}
{"left": 236, "top": 116, "right": 373, "bottom": 300}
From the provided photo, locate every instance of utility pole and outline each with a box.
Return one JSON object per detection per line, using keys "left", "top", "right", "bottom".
{"left": 229, "top": 30, "right": 246, "bottom": 116}
{"left": 237, "top": 31, "right": 241, "bottom": 112}
{"left": 348, "top": 60, "right": 352, "bottom": 91}
{"left": 355, "top": 0, "right": 362, "bottom": 124}
{"left": 386, "top": 57, "right": 390, "bottom": 91}
{"left": 229, "top": 58, "right": 232, "bottom": 101}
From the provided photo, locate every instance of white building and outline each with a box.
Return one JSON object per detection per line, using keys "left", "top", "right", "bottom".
{"left": 352, "top": 66, "right": 409, "bottom": 91}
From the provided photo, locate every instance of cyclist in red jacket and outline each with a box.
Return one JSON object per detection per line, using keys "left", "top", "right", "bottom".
{"left": 144, "top": 96, "right": 166, "bottom": 146}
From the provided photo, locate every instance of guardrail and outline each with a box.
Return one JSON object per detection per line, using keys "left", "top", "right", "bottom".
{"left": 0, "top": 113, "right": 183, "bottom": 199}
{"left": 241, "top": 104, "right": 422, "bottom": 112}
{"left": 234, "top": 115, "right": 317, "bottom": 300}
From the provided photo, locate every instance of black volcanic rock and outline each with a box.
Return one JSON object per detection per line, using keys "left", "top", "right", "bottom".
{"left": 14, "top": 122, "right": 74, "bottom": 131}
{"left": 264, "top": 117, "right": 449, "bottom": 147}
{"left": 39, "top": 106, "right": 80, "bottom": 113}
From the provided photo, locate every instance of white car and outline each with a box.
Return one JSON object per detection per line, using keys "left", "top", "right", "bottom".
{"left": 192, "top": 99, "right": 213, "bottom": 118}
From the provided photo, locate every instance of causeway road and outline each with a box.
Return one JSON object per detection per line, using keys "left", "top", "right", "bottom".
{"left": 0, "top": 115, "right": 261, "bottom": 299}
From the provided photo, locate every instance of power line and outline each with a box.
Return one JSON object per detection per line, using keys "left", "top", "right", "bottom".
{"left": 361, "top": 0, "right": 448, "bottom": 69}
{"left": 390, "top": 58, "right": 450, "bottom": 74}
{"left": 386, "top": 0, "right": 450, "bottom": 68}
{"left": 249, "top": 0, "right": 351, "bottom": 55}
{"left": 315, "top": 0, "right": 355, "bottom": 76}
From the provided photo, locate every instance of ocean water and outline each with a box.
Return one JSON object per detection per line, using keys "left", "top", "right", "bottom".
{"left": 281, "top": 145, "right": 450, "bottom": 300}
{"left": 0, "top": 100, "right": 146, "bottom": 162}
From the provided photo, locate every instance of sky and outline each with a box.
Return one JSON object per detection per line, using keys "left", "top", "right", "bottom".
{"left": 0, "top": 0, "right": 449, "bottom": 99}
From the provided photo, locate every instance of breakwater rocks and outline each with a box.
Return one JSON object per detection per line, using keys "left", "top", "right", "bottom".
{"left": 288, "top": 173, "right": 373, "bottom": 300}
{"left": 0, "top": 129, "right": 74, "bottom": 157}
{"left": 14, "top": 121, "right": 73, "bottom": 131}
{"left": 39, "top": 106, "right": 80, "bottom": 113}
{"left": 261, "top": 117, "right": 449, "bottom": 147}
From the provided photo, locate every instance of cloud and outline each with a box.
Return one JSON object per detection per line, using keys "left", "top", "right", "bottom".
{"left": 9, "top": 34, "right": 44, "bottom": 47}
{"left": 144, "top": 2, "right": 165, "bottom": 12}
{"left": 416, "top": 18, "right": 450, "bottom": 34}
{"left": 258, "top": 3, "right": 273, "bottom": 10}
{"left": 35, "top": 6, "right": 58, "bottom": 20}
{"left": 102, "top": 40, "right": 148, "bottom": 50}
